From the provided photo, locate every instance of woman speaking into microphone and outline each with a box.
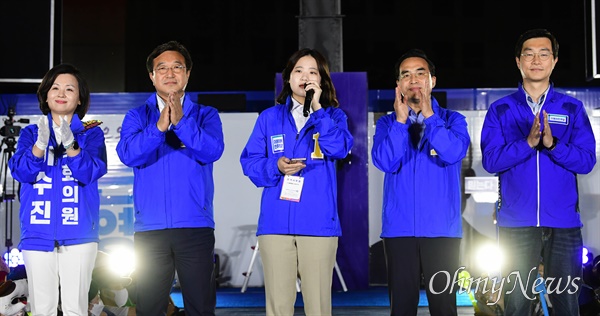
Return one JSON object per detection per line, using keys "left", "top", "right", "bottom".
{"left": 240, "top": 48, "right": 353, "bottom": 316}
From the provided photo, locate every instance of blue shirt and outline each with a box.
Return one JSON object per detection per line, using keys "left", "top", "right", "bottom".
{"left": 524, "top": 86, "right": 549, "bottom": 114}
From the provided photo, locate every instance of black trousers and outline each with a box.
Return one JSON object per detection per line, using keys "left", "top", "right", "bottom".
{"left": 133, "top": 228, "right": 216, "bottom": 316}
{"left": 383, "top": 237, "right": 461, "bottom": 316}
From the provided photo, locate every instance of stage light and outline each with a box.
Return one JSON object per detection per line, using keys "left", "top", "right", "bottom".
{"left": 107, "top": 246, "right": 136, "bottom": 278}
{"left": 3, "top": 248, "right": 24, "bottom": 268}
{"left": 583, "top": 247, "right": 594, "bottom": 266}
{"left": 476, "top": 243, "right": 504, "bottom": 274}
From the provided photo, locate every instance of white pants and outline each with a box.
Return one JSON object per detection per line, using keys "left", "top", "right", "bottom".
{"left": 22, "top": 242, "right": 97, "bottom": 316}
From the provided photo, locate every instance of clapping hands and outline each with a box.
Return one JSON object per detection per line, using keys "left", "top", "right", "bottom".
{"left": 34, "top": 116, "right": 50, "bottom": 151}
{"left": 53, "top": 116, "right": 75, "bottom": 148}
{"left": 527, "top": 111, "right": 553, "bottom": 149}
{"left": 157, "top": 92, "right": 184, "bottom": 132}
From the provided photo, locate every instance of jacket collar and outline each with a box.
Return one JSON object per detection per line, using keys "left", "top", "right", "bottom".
{"left": 400, "top": 96, "right": 443, "bottom": 122}
{"left": 146, "top": 92, "right": 192, "bottom": 116}
{"left": 517, "top": 82, "right": 556, "bottom": 104}
{"left": 285, "top": 95, "right": 295, "bottom": 111}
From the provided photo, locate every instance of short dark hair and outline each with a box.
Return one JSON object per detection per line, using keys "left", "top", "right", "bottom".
{"left": 146, "top": 41, "right": 193, "bottom": 73}
{"left": 514, "top": 29, "right": 559, "bottom": 58}
{"left": 276, "top": 48, "right": 339, "bottom": 108}
{"left": 394, "top": 49, "right": 436, "bottom": 80}
{"left": 37, "top": 63, "right": 90, "bottom": 119}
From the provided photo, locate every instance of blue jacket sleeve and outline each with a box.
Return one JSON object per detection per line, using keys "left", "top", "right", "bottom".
{"left": 66, "top": 127, "right": 108, "bottom": 185}
{"left": 371, "top": 114, "right": 411, "bottom": 173}
{"left": 546, "top": 106, "right": 596, "bottom": 174}
{"left": 8, "top": 125, "right": 45, "bottom": 183}
{"left": 481, "top": 105, "right": 537, "bottom": 173}
{"left": 116, "top": 108, "right": 167, "bottom": 167}
{"left": 173, "top": 106, "right": 225, "bottom": 164}
{"left": 240, "top": 113, "right": 284, "bottom": 188}
{"left": 424, "top": 111, "right": 470, "bottom": 164}
{"left": 311, "top": 108, "right": 353, "bottom": 159}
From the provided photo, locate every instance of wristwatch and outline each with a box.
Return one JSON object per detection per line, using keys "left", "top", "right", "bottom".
{"left": 546, "top": 136, "right": 558, "bottom": 151}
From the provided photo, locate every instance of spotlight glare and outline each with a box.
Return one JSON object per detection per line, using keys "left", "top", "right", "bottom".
{"left": 108, "top": 247, "right": 136, "bottom": 278}
{"left": 476, "top": 244, "right": 504, "bottom": 274}
{"left": 3, "top": 249, "right": 24, "bottom": 268}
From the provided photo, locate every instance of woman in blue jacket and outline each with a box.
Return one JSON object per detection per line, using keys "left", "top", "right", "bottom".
{"left": 240, "top": 49, "right": 353, "bottom": 316}
{"left": 9, "top": 63, "right": 107, "bottom": 316}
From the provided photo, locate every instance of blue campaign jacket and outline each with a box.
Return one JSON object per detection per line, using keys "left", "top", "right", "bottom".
{"left": 116, "top": 93, "right": 224, "bottom": 232}
{"left": 371, "top": 98, "right": 470, "bottom": 238}
{"left": 481, "top": 84, "right": 596, "bottom": 228}
{"left": 240, "top": 97, "right": 353, "bottom": 237}
{"left": 9, "top": 114, "right": 107, "bottom": 251}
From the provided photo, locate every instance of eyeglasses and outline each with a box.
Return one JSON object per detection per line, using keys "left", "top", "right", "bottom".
{"left": 520, "top": 52, "right": 554, "bottom": 62}
{"left": 154, "top": 64, "right": 186, "bottom": 74}
{"left": 399, "top": 70, "right": 429, "bottom": 81}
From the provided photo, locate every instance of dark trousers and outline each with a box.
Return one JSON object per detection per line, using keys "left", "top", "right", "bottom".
{"left": 500, "top": 227, "right": 582, "bottom": 316}
{"left": 383, "top": 237, "right": 460, "bottom": 316}
{"left": 133, "top": 228, "right": 216, "bottom": 316}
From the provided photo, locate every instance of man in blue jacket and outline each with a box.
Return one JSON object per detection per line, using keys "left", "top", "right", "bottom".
{"left": 481, "top": 29, "right": 597, "bottom": 315}
{"left": 372, "top": 49, "right": 470, "bottom": 316}
{"left": 116, "top": 41, "right": 224, "bottom": 316}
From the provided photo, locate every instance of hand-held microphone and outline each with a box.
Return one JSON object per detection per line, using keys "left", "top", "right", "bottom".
{"left": 303, "top": 89, "right": 314, "bottom": 117}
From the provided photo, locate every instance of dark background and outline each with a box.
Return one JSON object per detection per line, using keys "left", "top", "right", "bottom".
{"left": 1, "top": 0, "right": 599, "bottom": 94}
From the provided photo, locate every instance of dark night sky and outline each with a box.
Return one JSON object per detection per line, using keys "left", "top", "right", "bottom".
{"left": 124, "top": 0, "right": 600, "bottom": 91}
{"left": 2, "top": 0, "right": 599, "bottom": 94}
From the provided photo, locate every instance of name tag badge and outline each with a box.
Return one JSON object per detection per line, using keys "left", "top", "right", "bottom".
{"left": 280, "top": 175, "right": 304, "bottom": 202}
{"left": 271, "top": 134, "right": 284, "bottom": 154}
{"left": 547, "top": 113, "right": 569, "bottom": 125}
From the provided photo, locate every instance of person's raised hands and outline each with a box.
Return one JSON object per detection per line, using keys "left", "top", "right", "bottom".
{"left": 34, "top": 116, "right": 50, "bottom": 151}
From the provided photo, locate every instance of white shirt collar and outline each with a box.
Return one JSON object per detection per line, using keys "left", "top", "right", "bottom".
{"left": 156, "top": 94, "right": 185, "bottom": 112}
{"left": 291, "top": 97, "right": 312, "bottom": 132}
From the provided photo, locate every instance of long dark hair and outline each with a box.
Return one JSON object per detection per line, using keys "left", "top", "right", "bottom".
{"left": 37, "top": 63, "right": 90, "bottom": 119}
{"left": 276, "top": 48, "right": 338, "bottom": 108}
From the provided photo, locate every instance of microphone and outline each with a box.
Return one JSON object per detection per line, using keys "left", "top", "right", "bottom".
{"left": 303, "top": 88, "right": 314, "bottom": 117}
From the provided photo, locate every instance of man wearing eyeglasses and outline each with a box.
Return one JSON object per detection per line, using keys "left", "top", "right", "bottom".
{"left": 372, "top": 49, "right": 470, "bottom": 316}
{"left": 481, "top": 29, "right": 596, "bottom": 315}
{"left": 116, "top": 41, "right": 224, "bottom": 316}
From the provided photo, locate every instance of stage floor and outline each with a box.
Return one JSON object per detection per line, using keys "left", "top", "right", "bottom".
{"left": 214, "top": 306, "right": 476, "bottom": 315}
{"left": 171, "top": 286, "right": 478, "bottom": 315}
